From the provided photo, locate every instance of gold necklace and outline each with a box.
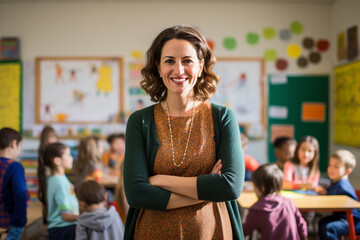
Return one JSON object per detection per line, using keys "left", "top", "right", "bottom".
{"left": 166, "top": 100, "right": 196, "bottom": 167}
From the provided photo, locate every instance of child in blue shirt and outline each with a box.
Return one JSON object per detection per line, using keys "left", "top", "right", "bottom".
{"left": 315, "top": 150, "right": 360, "bottom": 240}
{"left": 37, "top": 142, "right": 79, "bottom": 240}
{"left": 0, "top": 127, "right": 29, "bottom": 240}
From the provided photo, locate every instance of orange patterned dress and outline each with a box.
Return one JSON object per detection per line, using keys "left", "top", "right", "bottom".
{"left": 134, "top": 102, "right": 232, "bottom": 240}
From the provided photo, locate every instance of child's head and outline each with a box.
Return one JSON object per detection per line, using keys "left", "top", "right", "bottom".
{"left": 293, "top": 136, "right": 319, "bottom": 170}
{"left": 0, "top": 127, "right": 23, "bottom": 159}
{"left": 328, "top": 150, "right": 356, "bottom": 182}
{"left": 77, "top": 180, "right": 106, "bottom": 211}
{"left": 39, "top": 125, "right": 58, "bottom": 147}
{"left": 240, "top": 132, "right": 249, "bottom": 152}
{"left": 76, "top": 136, "right": 103, "bottom": 173}
{"left": 252, "top": 163, "right": 283, "bottom": 198}
{"left": 106, "top": 133, "right": 125, "bottom": 154}
{"left": 273, "top": 136, "right": 296, "bottom": 164}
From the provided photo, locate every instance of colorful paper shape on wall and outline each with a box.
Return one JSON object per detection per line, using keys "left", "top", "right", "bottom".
{"left": 337, "top": 32, "right": 347, "bottom": 60}
{"left": 316, "top": 39, "right": 330, "bottom": 52}
{"left": 275, "top": 58, "right": 288, "bottom": 71}
{"left": 290, "top": 21, "right": 304, "bottom": 34}
{"left": 279, "top": 29, "right": 292, "bottom": 41}
{"left": 269, "top": 106, "right": 288, "bottom": 119}
{"left": 223, "top": 37, "right": 237, "bottom": 50}
{"left": 206, "top": 39, "right": 215, "bottom": 51}
{"left": 264, "top": 49, "right": 277, "bottom": 61}
{"left": 263, "top": 27, "right": 276, "bottom": 40}
{"left": 302, "top": 102, "right": 326, "bottom": 122}
{"left": 297, "top": 56, "right": 308, "bottom": 68}
{"left": 130, "top": 50, "right": 143, "bottom": 59}
{"left": 1, "top": 37, "right": 20, "bottom": 60}
{"left": 287, "top": 44, "right": 301, "bottom": 58}
{"left": 270, "top": 124, "right": 294, "bottom": 143}
{"left": 303, "top": 37, "right": 314, "bottom": 49}
{"left": 309, "top": 51, "right": 321, "bottom": 64}
{"left": 347, "top": 25, "right": 358, "bottom": 60}
{"left": 246, "top": 32, "right": 260, "bottom": 45}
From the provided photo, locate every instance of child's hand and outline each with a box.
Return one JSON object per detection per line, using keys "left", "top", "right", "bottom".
{"left": 315, "top": 186, "right": 327, "bottom": 195}
{"left": 210, "top": 159, "right": 222, "bottom": 174}
{"left": 300, "top": 182, "right": 316, "bottom": 190}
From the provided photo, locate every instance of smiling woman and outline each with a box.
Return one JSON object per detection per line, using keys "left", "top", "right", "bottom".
{"left": 124, "top": 25, "right": 245, "bottom": 240}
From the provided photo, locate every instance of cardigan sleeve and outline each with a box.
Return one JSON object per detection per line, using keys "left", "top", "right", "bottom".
{"left": 124, "top": 111, "right": 171, "bottom": 211}
{"left": 197, "top": 107, "right": 244, "bottom": 202}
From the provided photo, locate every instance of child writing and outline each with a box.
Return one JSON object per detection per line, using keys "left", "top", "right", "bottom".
{"left": 242, "top": 163, "right": 307, "bottom": 240}
{"left": 283, "top": 135, "right": 320, "bottom": 191}
{"left": 240, "top": 133, "right": 260, "bottom": 181}
{"left": 76, "top": 180, "right": 124, "bottom": 240}
{"left": 38, "top": 142, "right": 79, "bottom": 240}
{"left": 273, "top": 136, "right": 296, "bottom": 171}
{"left": 75, "top": 136, "right": 104, "bottom": 189}
{"left": 0, "top": 127, "right": 29, "bottom": 240}
{"left": 316, "top": 150, "right": 360, "bottom": 239}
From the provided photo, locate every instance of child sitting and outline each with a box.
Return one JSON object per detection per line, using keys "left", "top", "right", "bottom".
{"left": 316, "top": 150, "right": 360, "bottom": 239}
{"left": 102, "top": 133, "right": 125, "bottom": 175}
{"left": 240, "top": 133, "right": 259, "bottom": 181}
{"left": 0, "top": 128, "right": 29, "bottom": 240}
{"left": 76, "top": 180, "right": 124, "bottom": 240}
{"left": 242, "top": 163, "right": 307, "bottom": 240}
{"left": 273, "top": 136, "right": 296, "bottom": 171}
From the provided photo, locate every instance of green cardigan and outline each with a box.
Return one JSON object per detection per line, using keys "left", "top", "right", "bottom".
{"left": 123, "top": 103, "right": 245, "bottom": 239}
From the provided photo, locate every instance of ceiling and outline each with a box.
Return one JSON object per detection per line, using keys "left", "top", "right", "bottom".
{"left": 0, "top": 0, "right": 335, "bottom": 3}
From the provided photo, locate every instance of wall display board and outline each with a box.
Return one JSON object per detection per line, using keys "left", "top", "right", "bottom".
{"left": 268, "top": 75, "right": 329, "bottom": 172}
{"left": 36, "top": 57, "right": 124, "bottom": 124}
{"left": 334, "top": 60, "right": 360, "bottom": 146}
{"left": 0, "top": 60, "right": 22, "bottom": 131}
{"left": 211, "top": 58, "right": 265, "bottom": 138}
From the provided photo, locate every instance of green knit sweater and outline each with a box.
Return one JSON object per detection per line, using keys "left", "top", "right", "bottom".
{"left": 123, "top": 103, "right": 245, "bottom": 239}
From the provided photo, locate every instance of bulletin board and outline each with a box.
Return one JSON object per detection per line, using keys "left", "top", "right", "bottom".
{"left": 0, "top": 60, "right": 22, "bottom": 131}
{"left": 35, "top": 57, "right": 124, "bottom": 124}
{"left": 211, "top": 58, "right": 265, "bottom": 138}
{"left": 334, "top": 60, "right": 360, "bottom": 146}
{"left": 268, "top": 75, "right": 329, "bottom": 172}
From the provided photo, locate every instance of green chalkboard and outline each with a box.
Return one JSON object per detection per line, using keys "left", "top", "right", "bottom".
{"left": 268, "top": 75, "right": 329, "bottom": 172}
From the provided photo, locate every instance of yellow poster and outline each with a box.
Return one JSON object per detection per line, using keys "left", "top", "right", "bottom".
{"left": 334, "top": 60, "right": 360, "bottom": 146}
{"left": 0, "top": 61, "right": 21, "bottom": 131}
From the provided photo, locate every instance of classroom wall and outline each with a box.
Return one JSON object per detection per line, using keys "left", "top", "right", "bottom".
{"left": 0, "top": 2, "right": 333, "bottom": 164}
{"left": 331, "top": 0, "right": 360, "bottom": 189}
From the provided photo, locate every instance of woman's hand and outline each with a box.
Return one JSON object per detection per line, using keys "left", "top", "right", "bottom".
{"left": 210, "top": 159, "right": 222, "bottom": 174}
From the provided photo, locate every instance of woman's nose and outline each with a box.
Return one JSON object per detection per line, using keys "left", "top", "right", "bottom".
{"left": 173, "top": 61, "right": 185, "bottom": 75}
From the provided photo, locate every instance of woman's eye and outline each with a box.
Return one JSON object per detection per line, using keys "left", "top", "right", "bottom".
{"left": 184, "top": 59, "right": 193, "bottom": 64}
{"left": 165, "top": 59, "right": 174, "bottom": 64}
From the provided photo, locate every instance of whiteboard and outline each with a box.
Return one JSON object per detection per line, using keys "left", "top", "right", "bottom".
{"left": 36, "top": 57, "right": 123, "bottom": 124}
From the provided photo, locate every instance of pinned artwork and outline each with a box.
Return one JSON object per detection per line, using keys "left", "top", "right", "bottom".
{"left": 263, "top": 27, "right": 276, "bottom": 40}
{"left": 309, "top": 52, "right": 321, "bottom": 64}
{"left": 347, "top": 25, "right": 359, "bottom": 60}
{"left": 279, "top": 29, "right": 292, "bottom": 41}
{"left": 302, "top": 102, "right": 326, "bottom": 122}
{"left": 290, "top": 21, "right": 304, "bottom": 34}
{"left": 130, "top": 50, "right": 143, "bottom": 59}
{"left": 206, "top": 39, "right": 215, "bottom": 51}
{"left": 270, "top": 124, "right": 294, "bottom": 143}
{"left": 264, "top": 49, "right": 278, "bottom": 62}
{"left": 297, "top": 56, "right": 308, "bottom": 68}
{"left": 246, "top": 32, "right": 260, "bottom": 45}
{"left": 223, "top": 37, "right": 237, "bottom": 50}
{"left": 275, "top": 58, "right": 288, "bottom": 71}
{"left": 337, "top": 32, "right": 347, "bottom": 60}
{"left": 316, "top": 39, "right": 330, "bottom": 52}
{"left": 287, "top": 44, "right": 301, "bottom": 58}
{"left": 303, "top": 37, "right": 314, "bottom": 49}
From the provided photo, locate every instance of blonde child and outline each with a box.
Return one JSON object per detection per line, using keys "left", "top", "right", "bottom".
{"left": 316, "top": 150, "right": 360, "bottom": 239}
{"left": 283, "top": 136, "right": 320, "bottom": 190}
{"left": 113, "top": 159, "right": 128, "bottom": 225}
{"left": 37, "top": 142, "right": 79, "bottom": 240}
{"left": 75, "top": 136, "right": 104, "bottom": 189}
{"left": 76, "top": 180, "right": 124, "bottom": 240}
{"left": 242, "top": 163, "right": 307, "bottom": 240}
{"left": 0, "top": 128, "right": 29, "bottom": 240}
{"left": 240, "top": 133, "right": 259, "bottom": 181}
{"left": 273, "top": 136, "right": 296, "bottom": 171}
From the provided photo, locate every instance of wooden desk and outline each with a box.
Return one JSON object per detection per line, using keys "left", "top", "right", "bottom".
{"left": 238, "top": 192, "right": 360, "bottom": 240}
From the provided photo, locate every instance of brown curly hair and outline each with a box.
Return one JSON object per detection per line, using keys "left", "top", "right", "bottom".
{"left": 140, "top": 25, "right": 219, "bottom": 102}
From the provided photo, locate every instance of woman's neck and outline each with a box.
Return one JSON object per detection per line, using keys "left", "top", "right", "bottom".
{"left": 163, "top": 94, "right": 198, "bottom": 117}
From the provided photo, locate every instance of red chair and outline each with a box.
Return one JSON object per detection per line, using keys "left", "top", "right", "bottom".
{"left": 344, "top": 190, "right": 360, "bottom": 239}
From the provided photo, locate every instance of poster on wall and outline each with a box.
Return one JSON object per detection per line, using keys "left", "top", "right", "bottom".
{"left": 211, "top": 58, "right": 265, "bottom": 138}
{"left": 35, "top": 57, "right": 124, "bottom": 124}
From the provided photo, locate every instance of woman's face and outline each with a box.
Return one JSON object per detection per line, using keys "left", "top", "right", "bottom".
{"left": 158, "top": 39, "right": 203, "bottom": 99}
{"left": 298, "top": 142, "right": 316, "bottom": 166}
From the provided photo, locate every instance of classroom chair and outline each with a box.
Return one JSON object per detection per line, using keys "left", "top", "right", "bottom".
{"left": 344, "top": 190, "right": 360, "bottom": 240}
